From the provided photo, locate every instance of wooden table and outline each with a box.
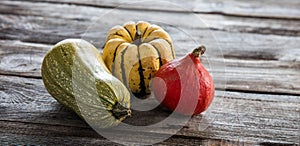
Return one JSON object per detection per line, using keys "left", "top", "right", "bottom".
{"left": 1, "top": 0, "right": 300, "bottom": 145}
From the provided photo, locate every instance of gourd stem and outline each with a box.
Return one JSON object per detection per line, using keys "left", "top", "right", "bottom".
{"left": 111, "top": 102, "right": 131, "bottom": 120}
{"left": 192, "top": 45, "right": 206, "bottom": 57}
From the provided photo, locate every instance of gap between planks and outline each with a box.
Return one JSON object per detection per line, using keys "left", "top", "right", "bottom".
{"left": 1, "top": 68, "right": 300, "bottom": 97}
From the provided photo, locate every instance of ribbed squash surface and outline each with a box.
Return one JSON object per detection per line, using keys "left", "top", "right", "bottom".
{"left": 103, "top": 21, "right": 175, "bottom": 97}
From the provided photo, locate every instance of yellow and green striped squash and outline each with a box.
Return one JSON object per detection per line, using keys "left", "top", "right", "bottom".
{"left": 103, "top": 21, "right": 175, "bottom": 97}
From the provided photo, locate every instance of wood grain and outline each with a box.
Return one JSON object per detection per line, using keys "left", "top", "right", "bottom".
{"left": 15, "top": 0, "right": 300, "bottom": 19}
{"left": 1, "top": 0, "right": 300, "bottom": 38}
{"left": 0, "top": 133, "right": 256, "bottom": 145}
{"left": 1, "top": 0, "right": 300, "bottom": 145}
{"left": 0, "top": 1, "right": 300, "bottom": 95}
{"left": 0, "top": 75, "right": 299, "bottom": 144}
{"left": 1, "top": 37, "right": 300, "bottom": 95}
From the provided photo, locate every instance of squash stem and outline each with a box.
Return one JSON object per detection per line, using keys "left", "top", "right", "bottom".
{"left": 192, "top": 45, "right": 206, "bottom": 57}
{"left": 133, "top": 34, "right": 143, "bottom": 46}
{"left": 111, "top": 102, "right": 131, "bottom": 120}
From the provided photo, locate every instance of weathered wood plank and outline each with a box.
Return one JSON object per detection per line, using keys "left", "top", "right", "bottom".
{"left": 0, "top": 133, "right": 255, "bottom": 145}
{"left": 0, "top": 1, "right": 300, "bottom": 144}
{"left": 1, "top": 0, "right": 300, "bottom": 37}
{"left": 0, "top": 40, "right": 51, "bottom": 78}
{"left": 0, "top": 40, "right": 49, "bottom": 78}
{"left": 0, "top": 1, "right": 299, "bottom": 61}
{"left": 0, "top": 0, "right": 299, "bottom": 95}
{"left": 1, "top": 32, "right": 300, "bottom": 95}
{"left": 1, "top": 75, "right": 299, "bottom": 144}
{"left": 16, "top": 0, "right": 300, "bottom": 20}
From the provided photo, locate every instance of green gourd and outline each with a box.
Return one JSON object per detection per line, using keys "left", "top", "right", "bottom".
{"left": 42, "top": 39, "right": 131, "bottom": 128}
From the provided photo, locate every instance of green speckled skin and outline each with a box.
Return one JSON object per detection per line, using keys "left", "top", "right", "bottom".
{"left": 42, "top": 39, "right": 131, "bottom": 128}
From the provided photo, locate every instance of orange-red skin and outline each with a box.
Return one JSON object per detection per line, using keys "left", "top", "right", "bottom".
{"left": 152, "top": 53, "right": 214, "bottom": 115}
